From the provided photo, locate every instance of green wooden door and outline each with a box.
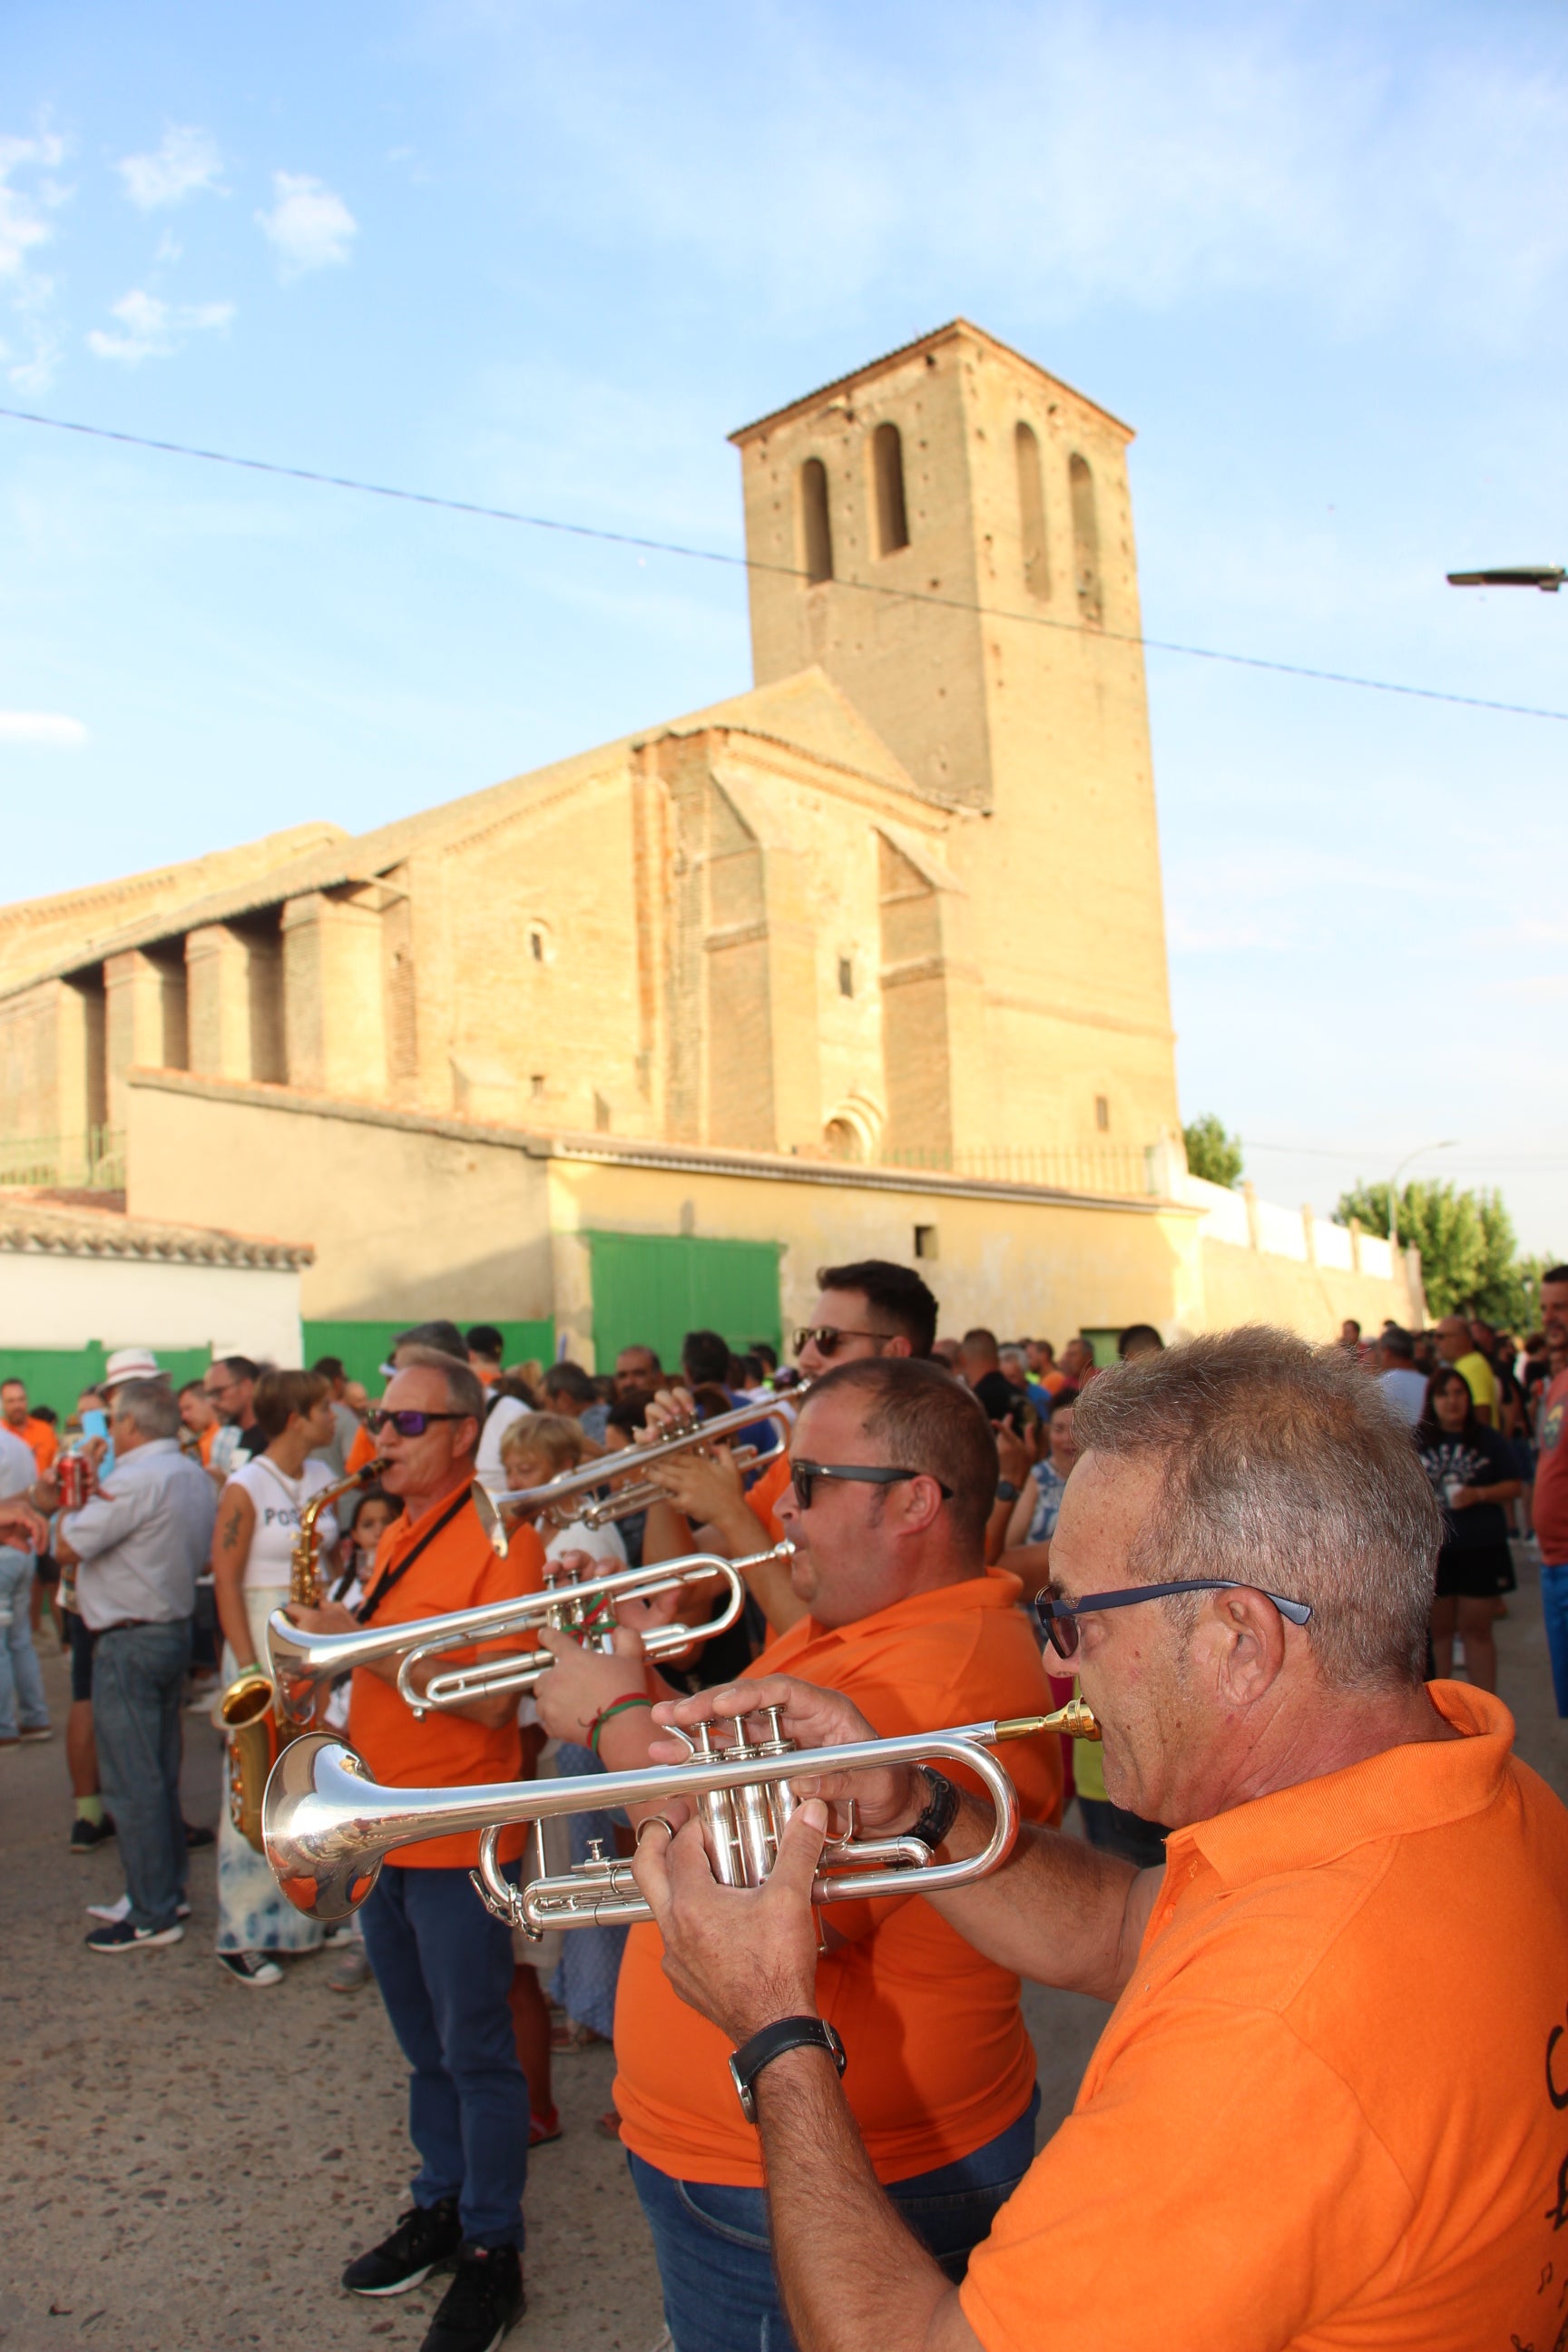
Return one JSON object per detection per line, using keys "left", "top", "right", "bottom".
{"left": 0, "top": 1342, "right": 213, "bottom": 1421}
{"left": 586, "top": 1233, "right": 783, "bottom": 1376}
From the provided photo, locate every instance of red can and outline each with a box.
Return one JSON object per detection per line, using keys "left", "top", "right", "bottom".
{"left": 57, "top": 1453, "right": 94, "bottom": 1510}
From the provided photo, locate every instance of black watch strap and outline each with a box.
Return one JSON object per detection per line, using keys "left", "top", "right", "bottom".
{"left": 907, "top": 1766, "right": 960, "bottom": 1853}
{"left": 729, "top": 2015, "right": 846, "bottom": 2124}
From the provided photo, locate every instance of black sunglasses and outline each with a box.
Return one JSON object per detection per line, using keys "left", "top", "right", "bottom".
{"left": 789, "top": 1459, "right": 954, "bottom": 1511}
{"left": 1034, "top": 1578, "right": 1313, "bottom": 1661}
{"left": 365, "top": 1407, "right": 471, "bottom": 1438}
{"left": 790, "top": 1326, "right": 896, "bottom": 1359}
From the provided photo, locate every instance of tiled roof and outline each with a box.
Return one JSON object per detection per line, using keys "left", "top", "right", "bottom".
{"left": 0, "top": 1190, "right": 313, "bottom": 1269}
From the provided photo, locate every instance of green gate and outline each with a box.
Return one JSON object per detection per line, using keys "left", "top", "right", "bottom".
{"left": 0, "top": 1343, "right": 214, "bottom": 1422}
{"left": 586, "top": 1233, "right": 783, "bottom": 1376}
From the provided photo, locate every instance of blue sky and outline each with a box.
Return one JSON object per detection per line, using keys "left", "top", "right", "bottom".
{"left": 4, "top": 1, "right": 1566, "bottom": 1252}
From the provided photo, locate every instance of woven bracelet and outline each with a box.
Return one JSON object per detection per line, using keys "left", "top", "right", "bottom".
{"left": 588, "top": 1693, "right": 653, "bottom": 1754}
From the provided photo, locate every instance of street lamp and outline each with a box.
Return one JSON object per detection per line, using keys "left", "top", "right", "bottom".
{"left": 1387, "top": 1140, "right": 1456, "bottom": 1253}
{"left": 1446, "top": 565, "right": 1563, "bottom": 592}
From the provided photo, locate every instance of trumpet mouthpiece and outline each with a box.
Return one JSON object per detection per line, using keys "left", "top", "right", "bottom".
{"left": 995, "top": 1700, "right": 1102, "bottom": 1743}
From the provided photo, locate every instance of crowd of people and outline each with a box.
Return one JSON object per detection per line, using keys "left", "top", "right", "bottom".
{"left": 2, "top": 1266, "right": 1567, "bottom": 2351}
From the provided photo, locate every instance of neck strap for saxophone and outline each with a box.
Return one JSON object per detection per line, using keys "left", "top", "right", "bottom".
{"left": 356, "top": 1483, "right": 476, "bottom": 1625}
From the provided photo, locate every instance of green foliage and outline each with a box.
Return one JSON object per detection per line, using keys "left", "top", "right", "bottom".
{"left": 1183, "top": 1112, "right": 1244, "bottom": 1189}
{"left": 1334, "top": 1178, "right": 1544, "bottom": 1325}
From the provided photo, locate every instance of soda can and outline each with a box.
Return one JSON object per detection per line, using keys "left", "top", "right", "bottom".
{"left": 57, "top": 1453, "right": 93, "bottom": 1511}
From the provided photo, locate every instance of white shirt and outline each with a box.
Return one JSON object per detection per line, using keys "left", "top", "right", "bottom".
{"left": 222, "top": 1455, "right": 339, "bottom": 1591}
{"left": 1379, "top": 1366, "right": 1428, "bottom": 1428}
{"left": 62, "top": 1437, "right": 218, "bottom": 1630}
{"left": 476, "top": 1395, "right": 532, "bottom": 1493}
{"left": 0, "top": 1425, "right": 34, "bottom": 1502}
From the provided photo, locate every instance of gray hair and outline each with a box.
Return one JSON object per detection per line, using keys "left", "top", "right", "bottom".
{"left": 112, "top": 1379, "right": 181, "bottom": 1440}
{"left": 393, "top": 1346, "right": 485, "bottom": 1438}
{"left": 1072, "top": 1325, "right": 1440, "bottom": 1690}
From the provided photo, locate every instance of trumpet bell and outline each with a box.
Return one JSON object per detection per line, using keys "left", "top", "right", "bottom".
{"left": 262, "top": 1732, "right": 386, "bottom": 1923}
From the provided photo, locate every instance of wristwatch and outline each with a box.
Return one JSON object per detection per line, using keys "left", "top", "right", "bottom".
{"left": 995, "top": 1478, "right": 1021, "bottom": 1504}
{"left": 729, "top": 2015, "right": 847, "bottom": 2123}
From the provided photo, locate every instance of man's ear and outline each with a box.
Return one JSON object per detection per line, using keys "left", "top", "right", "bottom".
{"left": 1206, "top": 1587, "right": 1289, "bottom": 1703}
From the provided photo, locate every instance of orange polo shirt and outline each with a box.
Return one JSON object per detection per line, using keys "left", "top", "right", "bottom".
{"left": 345, "top": 1420, "right": 378, "bottom": 1479}
{"left": 614, "top": 1569, "right": 1062, "bottom": 2187}
{"left": 961, "top": 1682, "right": 1568, "bottom": 2351}
{"left": 9, "top": 1416, "right": 57, "bottom": 1475}
{"left": 744, "top": 1449, "right": 792, "bottom": 1545}
{"left": 348, "top": 1483, "right": 545, "bottom": 1871}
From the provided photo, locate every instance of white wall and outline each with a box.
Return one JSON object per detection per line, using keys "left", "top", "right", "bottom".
{"left": 0, "top": 1252, "right": 304, "bottom": 1363}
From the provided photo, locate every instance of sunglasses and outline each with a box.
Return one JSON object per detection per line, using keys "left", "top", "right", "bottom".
{"left": 364, "top": 1407, "right": 471, "bottom": 1438}
{"left": 1033, "top": 1578, "right": 1313, "bottom": 1661}
{"left": 791, "top": 1326, "right": 896, "bottom": 1359}
{"left": 789, "top": 1459, "right": 954, "bottom": 1511}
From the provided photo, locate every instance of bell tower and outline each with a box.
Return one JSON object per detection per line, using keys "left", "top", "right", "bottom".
{"left": 730, "top": 320, "right": 1181, "bottom": 1160}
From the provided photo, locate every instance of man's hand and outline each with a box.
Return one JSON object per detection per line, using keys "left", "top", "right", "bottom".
{"left": 644, "top": 1443, "right": 749, "bottom": 1530}
{"left": 285, "top": 1599, "right": 358, "bottom": 1635}
{"left": 649, "top": 1676, "right": 925, "bottom": 1838}
{"left": 0, "top": 1497, "right": 48, "bottom": 1550}
{"left": 534, "top": 1622, "right": 652, "bottom": 1742}
{"left": 993, "top": 1417, "right": 1034, "bottom": 1489}
{"left": 633, "top": 1795, "right": 829, "bottom": 2043}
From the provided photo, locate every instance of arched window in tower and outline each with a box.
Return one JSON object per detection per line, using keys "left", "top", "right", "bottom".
{"left": 1069, "top": 451, "right": 1102, "bottom": 623}
{"left": 1014, "top": 422, "right": 1048, "bottom": 600}
{"left": 871, "top": 422, "right": 909, "bottom": 556}
{"left": 801, "top": 456, "right": 834, "bottom": 584}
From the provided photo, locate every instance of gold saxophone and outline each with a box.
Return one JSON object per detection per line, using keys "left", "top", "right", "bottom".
{"left": 220, "top": 1457, "right": 387, "bottom": 1853}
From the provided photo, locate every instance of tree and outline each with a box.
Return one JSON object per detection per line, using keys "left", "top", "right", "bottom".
{"left": 1183, "top": 1113, "right": 1244, "bottom": 1189}
{"left": 1334, "top": 1177, "right": 1540, "bottom": 1324}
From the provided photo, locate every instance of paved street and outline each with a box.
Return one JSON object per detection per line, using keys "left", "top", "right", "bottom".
{"left": 4, "top": 1565, "right": 1563, "bottom": 2352}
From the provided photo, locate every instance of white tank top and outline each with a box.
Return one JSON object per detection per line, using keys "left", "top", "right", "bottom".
{"left": 223, "top": 1455, "right": 339, "bottom": 1592}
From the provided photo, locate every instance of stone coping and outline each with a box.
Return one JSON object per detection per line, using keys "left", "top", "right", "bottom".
{"left": 0, "top": 1186, "right": 313, "bottom": 1269}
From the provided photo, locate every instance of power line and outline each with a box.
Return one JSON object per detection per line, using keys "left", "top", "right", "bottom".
{"left": 3, "top": 401, "right": 1565, "bottom": 726}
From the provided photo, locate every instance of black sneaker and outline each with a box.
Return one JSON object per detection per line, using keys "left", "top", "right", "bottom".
{"left": 182, "top": 1821, "right": 215, "bottom": 1849}
{"left": 342, "top": 2200, "right": 462, "bottom": 2298}
{"left": 421, "top": 2245, "right": 524, "bottom": 2352}
{"left": 84, "top": 1918, "right": 184, "bottom": 1952}
{"left": 70, "top": 1815, "right": 116, "bottom": 1854}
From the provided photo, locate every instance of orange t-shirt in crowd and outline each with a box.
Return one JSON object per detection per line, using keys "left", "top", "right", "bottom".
{"left": 345, "top": 1419, "right": 378, "bottom": 1479}
{"left": 198, "top": 1423, "right": 217, "bottom": 1465}
{"left": 614, "top": 1569, "right": 1062, "bottom": 2189}
{"left": 11, "top": 1416, "right": 57, "bottom": 1475}
{"left": 1038, "top": 1370, "right": 1070, "bottom": 1399}
{"left": 960, "top": 1682, "right": 1568, "bottom": 2352}
{"left": 348, "top": 1482, "right": 545, "bottom": 1871}
{"left": 744, "top": 1448, "right": 792, "bottom": 1546}
{"left": 1531, "top": 1366, "right": 1568, "bottom": 1562}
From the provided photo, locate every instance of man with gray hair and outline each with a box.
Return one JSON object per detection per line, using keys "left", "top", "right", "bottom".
{"left": 634, "top": 1327, "right": 1568, "bottom": 2347}
{"left": 55, "top": 1378, "right": 217, "bottom": 1953}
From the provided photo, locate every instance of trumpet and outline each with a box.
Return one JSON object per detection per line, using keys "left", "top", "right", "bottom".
{"left": 219, "top": 1455, "right": 387, "bottom": 1852}
{"left": 267, "top": 1541, "right": 790, "bottom": 1722}
{"left": 262, "top": 1699, "right": 1102, "bottom": 1927}
{"left": 484, "top": 1388, "right": 802, "bottom": 1538}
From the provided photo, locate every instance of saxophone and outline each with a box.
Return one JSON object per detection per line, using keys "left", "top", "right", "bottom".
{"left": 220, "top": 1458, "right": 387, "bottom": 1853}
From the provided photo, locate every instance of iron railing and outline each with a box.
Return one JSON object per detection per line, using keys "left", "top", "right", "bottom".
{"left": 0, "top": 1128, "right": 126, "bottom": 1191}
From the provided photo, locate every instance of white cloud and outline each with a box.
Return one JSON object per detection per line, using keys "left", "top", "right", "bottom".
{"left": 0, "top": 131, "right": 68, "bottom": 388}
{"left": 86, "top": 288, "right": 235, "bottom": 365}
{"left": 116, "top": 126, "right": 222, "bottom": 211}
{"left": 0, "top": 710, "right": 87, "bottom": 746}
{"left": 256, "top": 172, "right": 357, "bottom": 279}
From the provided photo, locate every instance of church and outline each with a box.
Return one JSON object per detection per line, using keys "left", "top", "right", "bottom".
{"left": 0, "top": 321, "right": 1416, "bottom": 1382}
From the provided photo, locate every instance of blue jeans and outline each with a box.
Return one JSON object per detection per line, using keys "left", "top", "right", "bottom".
{"left": 628, "top": 2086, "right": 1041, "bottom": 2352}
{"left": 360, "top": 1862, "right": 529, "bottom": 2249}
{"left": 92, "top": 1619, "right": 191, "bottom": 1933}
{"left": 0, "top": 1547, "right": 49, "bottom": 1739}
{"left": 1543, "top": 1563, "right": 1568, "bottom": 1717}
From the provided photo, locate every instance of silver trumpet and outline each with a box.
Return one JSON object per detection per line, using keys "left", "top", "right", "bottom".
{"left": 261, "top": 1699, "right": 1102, "bottom": 1928}
{"left": 482, "top": 1388, "right": 801, "bottom": 1539}
{"left": 266, "top": 1542, "right": 789, "bottom": 1723}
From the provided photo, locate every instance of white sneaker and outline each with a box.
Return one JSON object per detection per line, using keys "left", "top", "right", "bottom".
{"left": 89, "top": 1893, "right": 191, "bottom": 1924}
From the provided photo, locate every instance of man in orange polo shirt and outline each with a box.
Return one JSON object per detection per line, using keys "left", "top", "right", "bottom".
{"left": 534, "top": 1355, "right": 1057, "bottom": 2352}
{"left": 633, "top": 1327, "right": 1568, "bottom": 2351}
{"left": 287, "top": 1345, "right": 544, "bottom": 2352}
{"left": 645, "top": 1259, "right": 941, "bottom": 1636}
{"left": 2, "top": 1377, "right": 58, "bottom": 1475}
